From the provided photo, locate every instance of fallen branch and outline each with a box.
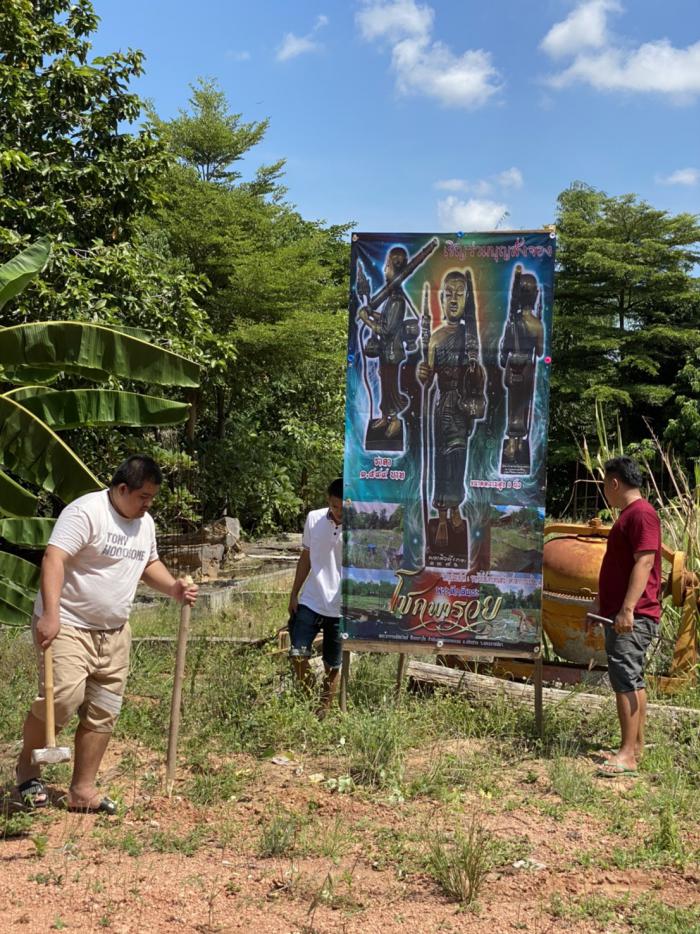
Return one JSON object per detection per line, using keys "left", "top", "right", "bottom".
{"left": 132, "top": 634, "right": 276, "bottom": 649}
{"left": 406, "top": 660, "right": 700, "bottom": 724}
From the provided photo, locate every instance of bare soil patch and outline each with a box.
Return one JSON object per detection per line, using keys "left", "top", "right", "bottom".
{"left": 2, "top": 737, "right": 699, "bottom": 933}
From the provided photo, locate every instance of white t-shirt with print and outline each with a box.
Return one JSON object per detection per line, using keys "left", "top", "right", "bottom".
{"left": 34, "top": 489, "right": 158, "bottom": 631}
{"left": 299, "top": 507, "right": 342, "bottom": 617}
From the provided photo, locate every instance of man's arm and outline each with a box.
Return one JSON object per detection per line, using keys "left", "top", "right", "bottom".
{"left": 614, "top": 551, "right": 655, "bottom": 633}
{"left": 141, "top": 560, "right": 198, "bottom": 605}
{"left": 35, "top": 545, "right": 71, "bottom": 649}
{"left": 288, "top": 548, "right": 311, "bottom": 616}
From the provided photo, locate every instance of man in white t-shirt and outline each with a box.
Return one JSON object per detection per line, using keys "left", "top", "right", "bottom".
{"left": 16, "top": 455, "right": 197, "bottom": 813}
{"left": 288, "top": 478, "right": 343, "bottom": 715}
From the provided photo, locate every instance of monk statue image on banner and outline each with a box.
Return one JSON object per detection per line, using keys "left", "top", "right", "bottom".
{"left": 418, "top": 268, "right": 486, "bottom": 569}
{"left": 499, "top": 264, "right": 545, "bottom": 475}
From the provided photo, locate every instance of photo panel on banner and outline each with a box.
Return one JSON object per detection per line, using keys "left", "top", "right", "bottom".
{"left": 342, "top": 230, "right": 556, "bottom": 654}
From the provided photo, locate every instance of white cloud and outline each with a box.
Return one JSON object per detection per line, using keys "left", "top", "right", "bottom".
{"left": 542, "top": 2, "right": 700, "bottom": 100}
{"left": 657, "top": 167, "right": 700, "bottom": 186}
{"left": 226, "top": 50, "right": 251, "bottom": 62}
{"left": 434, "top": 167, "right": 522, "bottom": 196}
{"left": 356, "top": 0, "right": 433, "bottom": 42}
{"left": 550, "top": 41, "right": 700, "bottom": 98}
{"left": 437, "top": 196, "right": 509, "bottom": 231}
{"left": 540, "top": 0, "right": 619, "bottom": 59}
{"left": 496, "top": 167, "right": 523, "bottom": 189}
{"left": 277, "top": 34, "right": 318, "bottom": 61}
{"left": 356, "top": 0, "right": 501, "bottom": 108}
{"left": 434, "top": 178, "right": 469, "bottom": 192}
{"left": 276, "top": 14, "right": 329, "bottom": 63}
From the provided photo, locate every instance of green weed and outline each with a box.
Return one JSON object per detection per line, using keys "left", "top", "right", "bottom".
{"left": 184, "top": 762, "right": 252, "bottom": 805}
{"left": 31, "top": 833, "right": 48, "bottom": 857}
{"left": 149, "top": 826, "right": 208, "bottom": 856}
{"left": 301, "top": 813, "right": 353, "bottom": 860}
{"left": 547, "top": 755, "right": 596, "bottom": 809}
{"left": 306, "top": 863, "right": 363, "bottom": 916}
{"left": 1, "top": 800, "right": 33, "bottom": 839}
{"left": 549, "top": 892, "right": 700, "bottom": 933}
{"left": 426, "top": 818, "right": 492, "bottom": 906}
{"left": 258, "top": 808, "right": 302, "bottom": 858}
{"left": 345, "top": 709, "right": 405, "bottom": 787}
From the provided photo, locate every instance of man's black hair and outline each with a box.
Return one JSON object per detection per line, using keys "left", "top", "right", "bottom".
{"left": 327, "top": 478, "right": 343, "bottom": 499}
{"left": 111, "top": 455, "right": 162, "bottom": 490}
{"left": 604, "top": 456, "right": 643, "bottom": 489}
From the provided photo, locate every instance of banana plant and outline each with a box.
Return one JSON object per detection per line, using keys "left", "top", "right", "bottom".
{"left": 0, "top": 237, "right": 200, "bottom": 627}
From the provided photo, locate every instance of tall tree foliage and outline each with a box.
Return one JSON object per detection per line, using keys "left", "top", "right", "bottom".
{"left": 549, "top": 183, "right": 700, "bottom": 511}
{"left": 153, "top": 80, "right": 350, "bottom": 530}
{"left": 0, "top": 0, "right": 205, "bottom": 359}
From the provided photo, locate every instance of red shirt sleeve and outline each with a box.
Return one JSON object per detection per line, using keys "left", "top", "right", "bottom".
{"left": 624, "top": 505, "right": 660, "bottom": 555}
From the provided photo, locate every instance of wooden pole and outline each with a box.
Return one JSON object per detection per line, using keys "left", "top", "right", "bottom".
{"left": 395, "top": 652, "right": 408, "bottom": 700}
{"left": 339, "top": 650, "right": 350, "bottom": 713}
{"left": 44, "top": 646, "right": 56, "bottom": 748}
{"left": 166, "top": 580, "right": 193, "bottom": 795}
{"left": 534, "top": 653, "right": 544, "bottom": 739}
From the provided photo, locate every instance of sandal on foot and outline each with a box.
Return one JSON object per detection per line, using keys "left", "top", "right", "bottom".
{"left": 66, "top": 796, "right": 117, "bottom": 815}
{"left": 596, "top": 762, "right": 638, "bottom": 778}
{"left": 16, "top": 778, "right": 49, "bottom": 809}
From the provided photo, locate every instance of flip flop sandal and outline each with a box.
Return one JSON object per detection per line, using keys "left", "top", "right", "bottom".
{"left": 16, "top": 778, "right": 49, "bottom": 809}
{"left": 65, "top": 796, "right": 117, "bottom": 815}
{"left": 596, "top": 763, "right": 638, "bottom": 778}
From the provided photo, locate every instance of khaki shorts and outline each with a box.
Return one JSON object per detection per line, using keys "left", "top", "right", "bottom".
{"left": 31, "top": 620, "right": 132, "bottom": 734}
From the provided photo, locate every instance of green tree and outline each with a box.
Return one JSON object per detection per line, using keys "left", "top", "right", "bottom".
{"left": 0, "top": 0, "right": 206, "bottom": 360}
{"left": 153, "top": 80, "right": 350, "bottom": 530}
{"left": 549, "top": 183, "right": 700, "bottom": 511}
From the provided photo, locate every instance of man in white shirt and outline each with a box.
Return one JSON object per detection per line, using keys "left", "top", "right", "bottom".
{"left": 288, "top": 478, "right": 343, "bottom": 716}
{"left": 16, "top": 455, "right": 197, "bottom": 813}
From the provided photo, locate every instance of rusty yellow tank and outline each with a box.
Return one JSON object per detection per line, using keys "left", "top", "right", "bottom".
{"left": 542, "top": 530, "right": 608, "bottom": 666}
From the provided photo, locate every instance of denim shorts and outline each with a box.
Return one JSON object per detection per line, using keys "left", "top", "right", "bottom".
{"left": 604, "top": 616, "right": 657, "bottom": 694}
{"left": 289, "top": 604, "right": 343, "bottom": 670}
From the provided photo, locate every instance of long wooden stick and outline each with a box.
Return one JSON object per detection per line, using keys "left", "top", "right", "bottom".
{"left": 533, "top": 654, "right": 544, "bottom": 739}
{"left": 166, "top": 582, "right": 193, "bottom": 795}
{"left": 339, "top": 650, "right": 350, "bottom": 712}
{"left": 44, "top": 645, "right": 56, "bottom": 747}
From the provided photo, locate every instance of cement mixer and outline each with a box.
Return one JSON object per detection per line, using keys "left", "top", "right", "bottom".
{"left": 542, "top": 519, "right": 698, "bottom": 693}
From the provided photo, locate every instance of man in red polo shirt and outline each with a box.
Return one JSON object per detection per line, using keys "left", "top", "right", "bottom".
{"left": 595, "top": 456, "right": 661, "bottom": 777}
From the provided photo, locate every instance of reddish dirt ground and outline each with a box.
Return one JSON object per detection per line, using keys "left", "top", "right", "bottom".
{"left": 2, "top": 739, "right": 699, "bottom": 933}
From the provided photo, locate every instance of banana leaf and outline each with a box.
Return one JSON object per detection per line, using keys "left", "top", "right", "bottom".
{"left": 0, "top": 467, "right": 39, "bottom": 517}
{"left": 0, "top": 322, "right": 199, "bottom": 387}
{"left": 1, "top": 364, "right": 100, "bottom": 384}
{"left": 0, "top": 396, "right": 102, "bottom": 502}
{"left": 0, "top": 517, "right": 55, "bottom": 548}
{"left": 0, "top": 579, "right": 35, "bottom": 616}
{"left": 0, "top": 597, "right": 31, "bottom": 628}
{"left": 0, "top": 551, "right": 40, "bottom": 590}
{"left": 5, "top": 387, "right": 189, "bottom": 430}
{"left": 105, "top": 324, "right": 157, "bottom": 343}
{"left": 0, "top": 236, "right": 51, "bottom": 312}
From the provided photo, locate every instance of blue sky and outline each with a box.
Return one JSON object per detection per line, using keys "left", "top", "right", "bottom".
{"left": 93, "top": 0, "right": 699, "bottom": 233}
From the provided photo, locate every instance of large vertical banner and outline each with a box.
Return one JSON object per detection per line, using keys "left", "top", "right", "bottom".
{"left": 342, "top": 231, "right": 555, "bottom": 654}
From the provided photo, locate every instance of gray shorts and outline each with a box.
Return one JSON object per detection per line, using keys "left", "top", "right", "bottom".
{"left": 604, "top": 616, "right": 656, "bottom": 694}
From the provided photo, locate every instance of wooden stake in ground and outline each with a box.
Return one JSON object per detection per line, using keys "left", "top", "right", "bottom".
{"left": 166, "top": 576, "right": 194, "bottom": 795}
